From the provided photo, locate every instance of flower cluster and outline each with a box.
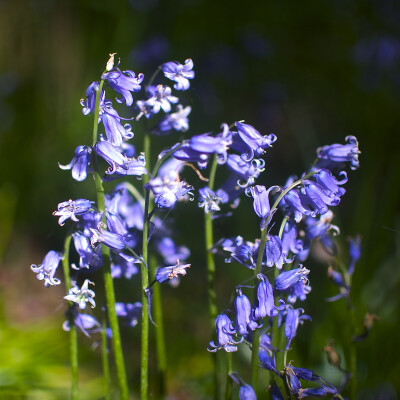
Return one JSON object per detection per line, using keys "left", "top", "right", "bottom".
{"left": 31, "top": 55, "right": 195, "bottom": 336}
{"left": 207, "top": 132, "right": 361, "bottom": 397}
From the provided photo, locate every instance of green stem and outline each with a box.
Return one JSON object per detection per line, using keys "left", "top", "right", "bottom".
{"left": 140, "top": 133, "right": 151, "bottom": 400}
{"left": 224, "top": 353, "right": 233, "bottom": 400}
{"left": 150, "top": 255, "right": 167, "bottom": 398}
{"left": 62, "top": 233, "right": 78, "bottom": 400}
{"left": 251, "top": 175, "right": 315, "bottom": 391}
{"left": 92, "top": 75, "right": 129, "bottom": 400}
{"left": 101, "top": 316, "right": 111, "bottom": 400}
{"left": 204, "top": 156, "right": 221, "bottom": 399}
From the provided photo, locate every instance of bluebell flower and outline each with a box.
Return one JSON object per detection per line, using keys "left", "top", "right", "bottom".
{"left": 226, "top": 154, "right": 265, "bottom": 187}
{"left": 59, "top": 145, "right": 91, "bottom": 182}
{"left": 235, "top": 121, "right": 277, "bottom": 160}
{"left": 304, "top": 211, "right": 339, "bottom": 255}
{"left": 31, "top": 250, "right": 63, "bottom": 287}
{"left": 64, "top": 279, "right": 96, "bottom": 309}
{"left": 145, "top": 85, "right": 179, "bottom": 114}
{"left": 234, "top": 289, "right": 258, "bottom": 335}
{"left": 216, "top": 174, "right": 244, "bottom": 207}
{"left": 268, "top": 382, "right": 284, "bottom": 400}
{"left": 90, "top": 224, "right": 126, "bottom": 251}
{"left": 284, "top": 306, "right": 311, "bottom": 349}
{"left": 265, "top": 235, "right": 290, "bottom": 270}
{"left": 111, "top": 253, "right": 140, "bottom": 279}
{"left": 300, "top": 180, "right": 342, "bottom": 216}
{"left": 76, "top": 211, "right": 103, "bottom": 237}
{"left": 239, "top": 384, "right": 257, "bottom": 400}
{"left": 313, "top": 169, "right": 347, "bottom": 197}
{"left": 162, "top": 58, "right": 195, "bottom": 90}
{"left": 316, "top": 135, "right": 360, "bottom": 170}
{"left": 281, "top": 220, "right": 306, "bottom": 259}
{"left": 215, "top": 236, "right": 258, "bottom": 269}
{"left": 101, "top": 106, "right": 133, "bottom": 147}
{"left": 80, "top": 82, "right": 103, "bottom": 115}
{"left": 94, "top": 139, "right": 129, "bottom": 173}
{"left": 284, "top": 364, "right": 338, "bottom": 398}
{"left": 63, "top": 310, "right": 100, "bottom": 337}
{"left": 348, "top": 235, "right": 361, "bottom": 275}
{"left": 154, "top": 181, "right": 193, "bottom": 209}
{"left": 253, "top": 274, "right": 277, "bottom": 318}
{"left": 173, "top": 124, "right": 232, "bottom": 168}
{"left": 280, "top": 186, "right": 314, "bottom": 223}
{"left": 275, "top": 266, "right": 310, "bottom": 291}
{"left": 259, "top": 348, "right": 278, "bottom": 374}
{"left": 208, "top": 313, "right": 242, "bottom": 352}
{"left": 72, "top": 232, "right": 102, "bottom": 270}
{"left": 154, "top": 261, "right": 191, "bottom": 283}
{"left": 198, "top": 187, "right": 221, "bottom": 214}
{"left": 158, "top": 105, "right": 191, "bottom": 133}
{"left": 326, "top": 267, "right": 349, "bottom": 302}
{"left": 246, "top": 185, "right": 279, "bottom": 219}
{"left": 275, "top": 266, "right": 311, "bottom": 303}
{"left": 115, "top": 302, "right": 142, "bottom": 327}
{"left": 101, "top": 68, "right": 144, "bottom": 106}
{"left": 53, "top": 199, "right": 93, "bottom": 226}
{"left": 156, "top": 237, "right": 190, "bottom": 265}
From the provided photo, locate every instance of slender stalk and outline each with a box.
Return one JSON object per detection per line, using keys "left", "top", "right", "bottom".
{"left": 204, "top": 156, "right": 221, "bottom": 398}
{"left": 62, "top": 233, "right": 78, "bottom": 400}
{"left": 250, "top": 227, "right": 268, "bottom": 390}
{"left": 251, "top": 175, "right": 315, "bottom": 390}
{"left": 150, "top": 255, "right": 167, "bottom": 398}
{"left": 224, "top": 353, "right": 233, "bottom": 400}
{"left": 92, "top": 76, "right": 129, "bottom": 400}
{"left": 140, "top": 132, "right": 151, "bottom": 400}
{"left": 101, "top": 316, "right": 111, "bottom": 400}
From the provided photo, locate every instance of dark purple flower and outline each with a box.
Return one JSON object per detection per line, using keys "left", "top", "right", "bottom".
{"left": 314, "top": 169, "right": 347, "bottom": 197}
{"left": 284, "top": 306, "right": 311, "bottom": 349}
{"left": 158, "top": 105, "right": 191, "bottom": 133}
{"left": 254, "top": 274, "right": 277, "bottom": 318}
{"left": 348, "top": 235, "right": 361, "bottom": 275}
{"left": 265, "top": 235, "right": 289, "bottom": 270}
{"left": 246, "top": 185, "right": 279, "bottom": 219}
{"left": 90, "top": 225, "right": 126, "bottom": 252}
{"left": 59, "top": 145, "right": 91, "bottom": 182}
{"left": 226, "top": 154, "right": 265, "bottom": 187}
{"left": 154, "top": 261, "right": 190, "bottom": 283}
{"left": 31, "top": 250, "right": 63, "bottom": 287}
{"left": 275, "top": 266, "right": 310, "bottom": 291}
{"left": 208, "top": 313, "right": 242, "bottom": 352}
{"left": 111, "top": 253, "right": 140, "bottom": 279}
{"left": 198, "top": 187, "right": 221, "bottom": 213}
{"left": 80, "top": 82, "right": 103, "bottom": 115}
{"left": 63, "top": 310, "right": 100, "bottom": 337}
{"left": 162, "top": 58, "right": 195, "bottom": 91}
{"left": 259, "top": 348, "right": 278, "bottom": 373}
{"left": 115, "top": 302, "right": 142, "bottom": 327}
{"left": 102, "top": 69, "right": 144, "bottom": 106}
{"left": 72, "top": 232, "right": 102, "bottom": 270}
{"left": 53, "top": 199, "right": 93, "bottom": 226}
{"left": 234, "top": 289, "right": 258, "bottom": 335}
{"left": 156, "top": 237, "right": 190, "bottom": 265}
{"left": 316, "top": 135, "right": 360, "bottom": 170}
{"left": 239, "top": 384, "right": 257, "bottom": 400}
{"left": 235, "top": 121, "right": 277, "bottom": 160}
{"left": 101, "top": 106, "right": 133, "bottom": 147}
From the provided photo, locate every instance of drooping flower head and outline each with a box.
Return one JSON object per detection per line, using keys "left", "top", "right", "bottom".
{"left": 59, "top": 145, "right": 91, "bottom": 182}
{"left": 53, "top": 199, "right": 93, "bottom": 226}
{"left": 154, "top": 261, "right": 191, "bottom": 283}
{"left": 102, "top": 68, "right": 144, "bottom": 106}
{"left": 31, "top": 250, "right": 63, "bottom": 287}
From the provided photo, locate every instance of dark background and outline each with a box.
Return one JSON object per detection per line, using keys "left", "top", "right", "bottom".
{"left": 1, "top": 0, "right": 399, "bottom": 398}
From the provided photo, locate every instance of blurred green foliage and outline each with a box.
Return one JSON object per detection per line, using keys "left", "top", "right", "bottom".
{"left": 1, "top": 0, "right": 399, "bottom": 398}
